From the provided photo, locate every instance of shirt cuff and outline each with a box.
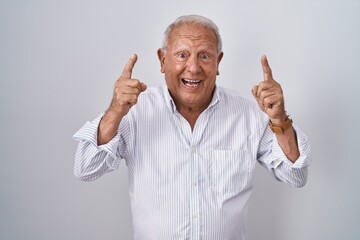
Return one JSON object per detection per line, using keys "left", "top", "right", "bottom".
{"left": 268, "top": 124, "right": 312, "bottom": 169}
{"left": 73, "top": 114, "right": 121, "bottom": 169}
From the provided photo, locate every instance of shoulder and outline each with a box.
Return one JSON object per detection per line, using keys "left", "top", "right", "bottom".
{"left": 130, "top": 86, "right": 169, "bottom": 118}
{"left": 214, "top": 86, "right": 269, "bottom": 133}
{"left": 216, "top": 86, "right": 268, "bottom": 123}
{"left": 136, "top": 86, "right": 165, "bottom": 105}
{"left": 216, "top": 86, "right": 258, "bottom": 110}
{"left": 138, "top": 86, "right": 163, "bottom": 98}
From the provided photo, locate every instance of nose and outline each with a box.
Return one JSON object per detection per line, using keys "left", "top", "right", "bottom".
{"left": 186, "top": 55, "right": 201, "bottom": 74}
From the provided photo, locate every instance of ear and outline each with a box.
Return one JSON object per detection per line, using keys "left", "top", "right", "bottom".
{"left": 157, "top": 48, "right": 165, "bottom": 73}
{"left": 216, "top": 52, "right": 224, "bottom": 75}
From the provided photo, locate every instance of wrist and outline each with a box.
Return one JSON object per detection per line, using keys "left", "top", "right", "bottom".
{"left": 107, "top": 104, "right": 127, "bottom": 119}
{"left": 269, "top": 115, "right": 293, "bottom": 134}
{"left": 270, "top": 114, "right": 288, "bottom": 125}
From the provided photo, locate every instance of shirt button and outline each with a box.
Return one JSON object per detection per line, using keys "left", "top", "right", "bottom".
{"left": 274, "top": 159, "right": 282, "bottom": 166}
{"left": 191, "top": 147, "right": 196, "bottom": 154}
{"left": 193, "top": 214, "right": 197, "bottom": 219}
{"left": 192, "top": 181, "right": 197, "bottom": 187}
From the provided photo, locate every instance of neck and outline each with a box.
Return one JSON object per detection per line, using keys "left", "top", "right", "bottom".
{"left": 174, "top": 96, "right": 214, "bottom": 130}
{"left": 177, "top": 107, "right": 203, "bottom": 130}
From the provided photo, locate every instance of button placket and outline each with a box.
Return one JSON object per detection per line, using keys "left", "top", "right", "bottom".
{"left": 190, "top": 145, "right": 200, "bottom": 239}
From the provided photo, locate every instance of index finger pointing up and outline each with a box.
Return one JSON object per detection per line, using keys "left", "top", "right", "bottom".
{"left": 121, "top": 54, "right": 138, "bottom": 79}
{"left": 261, "top": 55, "right": 273, "bottom": 81}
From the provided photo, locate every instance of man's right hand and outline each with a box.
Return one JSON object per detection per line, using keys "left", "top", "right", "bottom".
{"left": 97, "top": 54, "right": 147, "bottom": 145}
{"left": 109, "top": 54, "right": 147, "bottom": 117}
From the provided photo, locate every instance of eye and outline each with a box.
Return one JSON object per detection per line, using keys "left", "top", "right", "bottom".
{"left": 200, "top": 53, "right": 209, "bottom": 59}
{"left": 178, "top": 53, "right": 187, "bottom": 59}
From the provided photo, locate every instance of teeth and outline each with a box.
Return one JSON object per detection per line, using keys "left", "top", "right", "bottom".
{"left": 182, "top": 78, "right": 202, "bottom": 88}
{"left": 183, "top": 79, "right": 201, "bottom": 83}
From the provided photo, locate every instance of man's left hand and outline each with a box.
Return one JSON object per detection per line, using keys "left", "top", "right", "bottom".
{"left": 252, "top": 55, "right": 287, "bottom": 124}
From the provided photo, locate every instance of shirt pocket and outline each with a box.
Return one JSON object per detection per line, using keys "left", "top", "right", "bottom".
{"left": 210, "top": 149, "right": 253, "bottom": 197}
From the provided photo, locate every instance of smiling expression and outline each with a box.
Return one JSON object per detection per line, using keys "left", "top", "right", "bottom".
{"left": 158, "top": 23, "right": 223, "bottom": 112}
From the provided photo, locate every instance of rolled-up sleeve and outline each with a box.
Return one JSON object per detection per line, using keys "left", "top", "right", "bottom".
{"left": 257, "top": 122, "right": 312, "bottom": 188}
{"left": 73, "top": 114, "right": 128, "bottom": 181}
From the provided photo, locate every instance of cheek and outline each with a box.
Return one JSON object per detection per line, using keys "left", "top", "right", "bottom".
{"left": 164, "top": 70, "right": 180, "bottom": 88}
{"left": 203, "top": 64, "right": 218, "bottom": 77}
{"left": 166, "top": 62, "right": 185, "bottom": 76}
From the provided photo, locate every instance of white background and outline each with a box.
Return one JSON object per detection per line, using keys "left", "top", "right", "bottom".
{"left": 1, "top": 0, "right": 359, "bottom": 239}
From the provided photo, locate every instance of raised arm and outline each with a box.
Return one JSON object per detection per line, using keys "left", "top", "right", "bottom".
{"left": 98, "top": 54, "right": 147, "bottom": 145}
{"left": 73, "top": 54, "right": 146, "bottom": 181}
{"left": 252, "top": 55, "right": 299, "bottom": 162}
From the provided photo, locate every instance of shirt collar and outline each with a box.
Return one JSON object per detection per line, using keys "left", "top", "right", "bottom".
{"left": 162, "top": 85, "right": 220, "bottom": 114}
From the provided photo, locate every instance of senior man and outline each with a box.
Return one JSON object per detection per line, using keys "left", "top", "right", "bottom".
{"left": 73, "top": 14, "right": 311, "bottom": 240}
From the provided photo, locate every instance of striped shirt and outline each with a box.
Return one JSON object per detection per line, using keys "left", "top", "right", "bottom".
{"left": 73, "top": 85, "right": 311, "bottom": 240}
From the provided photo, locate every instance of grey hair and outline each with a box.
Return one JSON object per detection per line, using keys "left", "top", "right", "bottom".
{"left": 161, "top": 14, "right": 223, "bottom": 53}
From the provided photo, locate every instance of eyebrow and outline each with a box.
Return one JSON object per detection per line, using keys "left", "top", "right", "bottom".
{"left": 172, "top": 43, "right": 217, "bottom": 52}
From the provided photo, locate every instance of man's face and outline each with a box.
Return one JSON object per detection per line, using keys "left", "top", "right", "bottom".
{"left": 158, "top": 23, "right": 223, "bottom": 111}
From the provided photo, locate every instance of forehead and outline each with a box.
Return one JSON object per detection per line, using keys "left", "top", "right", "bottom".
{"left": 168, "top": 23, "right": 218, "bottom": 49}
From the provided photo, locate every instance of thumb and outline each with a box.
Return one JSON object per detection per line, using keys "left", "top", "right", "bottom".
{"left": 140, "top": 82, "right": 147, "bottom": 92}
{"left": 251, "top": 85, "right": 259, "bottom": 99}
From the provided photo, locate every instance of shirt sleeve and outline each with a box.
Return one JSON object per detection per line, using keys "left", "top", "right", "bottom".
{"left": 72, "top": 114, "right": 130, "bottom": 181}
{"left": 257, "top": 117, "right": 312, "bottom": 188}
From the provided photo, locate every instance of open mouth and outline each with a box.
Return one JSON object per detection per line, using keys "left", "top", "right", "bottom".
{"left": 181, "top": 78, "right": 202, "bottom": 88}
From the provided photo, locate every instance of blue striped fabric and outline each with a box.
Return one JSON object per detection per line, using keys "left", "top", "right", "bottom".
{"left": 73, "top": 85, "right": 311, "bottom": 240}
